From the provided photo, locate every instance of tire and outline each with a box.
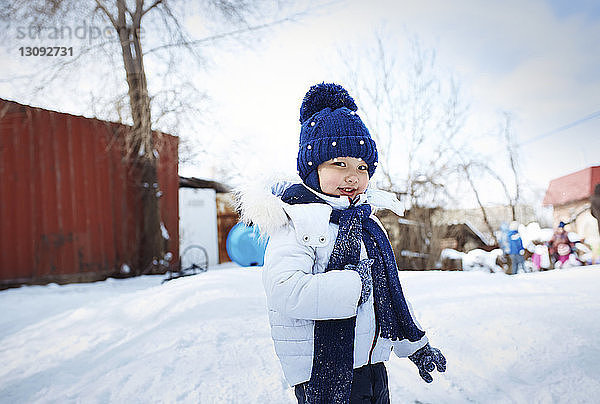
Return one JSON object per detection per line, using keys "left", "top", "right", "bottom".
{"left": 180, "top": 245, "right": 209, "bottom": 274}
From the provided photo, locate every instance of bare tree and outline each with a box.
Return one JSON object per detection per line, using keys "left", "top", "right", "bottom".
{"left": 459, "top": 162, "right": 498, "bottom": 244}
{"left": 462, "top": 113, "right": 524, "bottom": 228}
{"left": 338, "top": 31, "right": 482, "bottom": 269}
{"left": 1, "top": 0, "right": 307, "bottom": 274}
{"left": 501, "top": 112, "right": 522, "bottom": 221}
{"left": 340, "top": 31, "right": 468, "bottom": 209}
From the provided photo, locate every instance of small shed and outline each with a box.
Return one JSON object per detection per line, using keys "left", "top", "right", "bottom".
{"left": 376, "top": 207, "right": 433, "bottom": 270}
{"left": 0, "top": 99, "right": 179, "bottom": 288}
{"left": 437, "top": 221, "right": 493, "bottom": 253}
{"left": 178, "top": 176, "right": 234, "bottom": 267}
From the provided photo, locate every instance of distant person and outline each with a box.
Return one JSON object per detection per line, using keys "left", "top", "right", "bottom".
{"left": 507, "top": 221, "right": 525, "bottom": 274}
{"left": 531, "top": 244, "right": 551, "bottom": 271}
{"left": 591, "top": 184, "right": 600, "bottom": 235}
{"left": 237, "top": 83, "right": 445, "bottom": 403}
{"left": 548, "top": 221, "right": 574, "bottom": 268}
{"left": 589, "top": 184, "right": 600, "bottom": 264}
{"left": 498, "top": 222, "right": 510, "bottom": 254}
{"left": 497, "top": 222, "right": 511, "bottom": 272}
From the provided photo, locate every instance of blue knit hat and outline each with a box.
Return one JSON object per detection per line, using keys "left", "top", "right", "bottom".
{"left": 297, "top": 83, "right": 378, "bottom": 191}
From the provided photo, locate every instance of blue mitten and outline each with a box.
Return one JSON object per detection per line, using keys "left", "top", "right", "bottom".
{"left": 345, "top": 259, "right": 374, "bottom": 305}
{"left": 409, "top": 343, "right": 446, "bottom": 383}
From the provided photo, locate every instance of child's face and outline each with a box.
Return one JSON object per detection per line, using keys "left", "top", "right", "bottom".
{"left": 317, "top": 156, "right": 369, "bottom": 199}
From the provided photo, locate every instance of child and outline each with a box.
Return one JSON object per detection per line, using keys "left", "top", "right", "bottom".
{"left": 548, "top": 221, "right": 574, "bottom": 268}
{"left": 507, "top": 221, "right": 525, "bottom": 274}
{"left": 237, "top": 83, "right": 445, "bottom": 403}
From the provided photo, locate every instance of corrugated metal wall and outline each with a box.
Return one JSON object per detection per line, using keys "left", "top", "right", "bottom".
{"left": 0, "top": 99, "right": 179, "bottom": 287}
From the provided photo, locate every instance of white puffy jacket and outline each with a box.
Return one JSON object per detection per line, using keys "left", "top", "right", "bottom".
{"left": 237, "top": 182, "right": 428, "bottom": 387}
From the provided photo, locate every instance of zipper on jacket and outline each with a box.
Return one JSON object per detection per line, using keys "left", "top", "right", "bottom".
{"left": 368, "top": 317, "right": 379, "bottom": 364}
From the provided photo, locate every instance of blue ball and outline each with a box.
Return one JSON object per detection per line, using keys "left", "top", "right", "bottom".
{"left": 226, "top": 222, "right": 268, "bottom": 267}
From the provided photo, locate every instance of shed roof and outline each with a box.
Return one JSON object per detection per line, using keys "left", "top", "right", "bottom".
{"left": 443, "top": 221, "right": 493, "bottom": 246}
{"left": 543, "top": 166, "right": 600, "bottom": 206}
{"left": 179, "top": 176, "right": 232, "bottom": 193}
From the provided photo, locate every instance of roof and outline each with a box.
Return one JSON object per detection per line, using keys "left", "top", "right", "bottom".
{"left": 444, "top": 221, "right": 493, "bottom": 246}
{"left": 543, "top": 166, "right": 600, "bottom": 206}
{"left": 0, "top": 98, "right": 175, "bottom": 139}
{"left": 179, "top": 176, "right": 232, "bottom": 193}
{"left": 1, "top": 98, "right": 131, "bottom": 128}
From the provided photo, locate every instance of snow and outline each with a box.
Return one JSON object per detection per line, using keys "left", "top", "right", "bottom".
{"left": 440, "top": 248, "right": 465, "bottom": 261}
{"left": 441, "top": 248, "right": 505, "bottom": 273}
{"left": 519, "top": 222, "right": 553, "bottom": 245}
{"left": 160, "top": 221, "right": 170, "bottom": 240}
{"left": 1, "top": 265, "right": 600, "bottom": 403}
{"left": 461, "top": 248, "right": 505, "bottom": 273}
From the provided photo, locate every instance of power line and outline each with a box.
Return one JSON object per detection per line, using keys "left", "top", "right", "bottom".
{"left": 518, "top": 109, "right": 600, "bottom": 146}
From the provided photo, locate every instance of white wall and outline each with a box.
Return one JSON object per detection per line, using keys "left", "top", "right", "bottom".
{"left": 179, "top": 188, "right": 219, "bottom": 267}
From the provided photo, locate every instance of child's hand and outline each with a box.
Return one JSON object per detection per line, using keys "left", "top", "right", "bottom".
{"left": 409, "top": 343, "right": 446, "bottom": 383}
{"left": 344, "top": 259, "right": 374, "bottom": 305}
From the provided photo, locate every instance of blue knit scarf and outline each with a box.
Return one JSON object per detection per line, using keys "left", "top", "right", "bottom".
{"left": 281, "top": 184, "right": 424, "bottom": 403}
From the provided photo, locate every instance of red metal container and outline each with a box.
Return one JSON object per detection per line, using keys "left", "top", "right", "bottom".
{"left": 0, "top": 99, "right": 179, "bottom": 287}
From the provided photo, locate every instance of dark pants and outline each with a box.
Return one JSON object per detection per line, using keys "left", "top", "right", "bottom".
{"left": 294, "top": 362, "right": 390, "bottom": 404}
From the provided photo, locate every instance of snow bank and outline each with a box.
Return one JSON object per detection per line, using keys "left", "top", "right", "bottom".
{"left": 1, "top": 265, "right": 600, "bottom": 403}
{"left": 518, "top": 222, "right": 554, "bottom": 246}
{"left": 441, "top": 248, "right": 505, "bottom": 273}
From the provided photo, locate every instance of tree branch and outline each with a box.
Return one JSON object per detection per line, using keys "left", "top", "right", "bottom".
{"left": 142, "top": 0, "right": 163, "bottom": 17}
{"left": 94, "top": 0, "right": 118, "bottom": 30}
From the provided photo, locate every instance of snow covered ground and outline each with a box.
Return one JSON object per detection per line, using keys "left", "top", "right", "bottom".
{"left": 1, "top": 264, "right": 600, "bottom": 403}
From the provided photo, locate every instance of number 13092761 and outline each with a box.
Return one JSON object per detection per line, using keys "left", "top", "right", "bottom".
{"left": 19, "top": 47, "right": 74, "bottom": 56}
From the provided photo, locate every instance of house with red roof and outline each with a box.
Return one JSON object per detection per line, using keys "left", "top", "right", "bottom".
{"left": 543, "top": 166, "right": 600, "bottom": 259}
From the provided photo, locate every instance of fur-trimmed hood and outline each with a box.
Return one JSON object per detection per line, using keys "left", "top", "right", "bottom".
{"left": 233, "top": 177, "right": 406, "bottom": 238}
{"left": 233, "top": 178, "right": 295, "bottom": 239}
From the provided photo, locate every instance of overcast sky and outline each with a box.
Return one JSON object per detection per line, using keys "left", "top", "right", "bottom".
{"left": 186, "top": 0, "right": 600, "bottom": 201}
{"left": 1, "top": 0, "right": 599, "bottom": 207}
